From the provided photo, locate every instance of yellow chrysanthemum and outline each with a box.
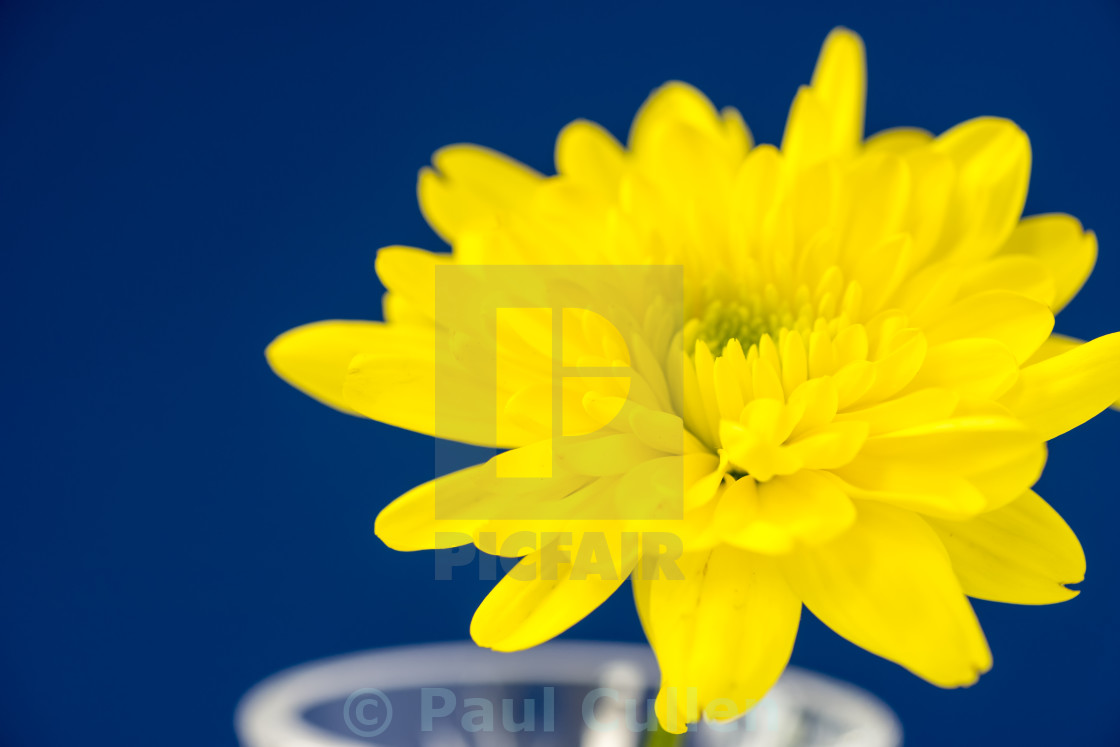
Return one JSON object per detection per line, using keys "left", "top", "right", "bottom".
{"left": 268, "top": 28, "right": 1120, "bottom": 732}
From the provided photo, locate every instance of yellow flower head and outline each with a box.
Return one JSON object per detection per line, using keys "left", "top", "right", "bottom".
{"left": 268, "top": 28, "right": 1120, "bottom": 732}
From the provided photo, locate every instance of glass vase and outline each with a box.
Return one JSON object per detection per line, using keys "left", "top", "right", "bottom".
{"left": 236, "top": 641, "right": 901, "bottom": 746}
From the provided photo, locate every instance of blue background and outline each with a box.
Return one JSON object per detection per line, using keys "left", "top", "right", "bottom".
{"left": 3, "top": 1, "right": 1119, "bottom": 744}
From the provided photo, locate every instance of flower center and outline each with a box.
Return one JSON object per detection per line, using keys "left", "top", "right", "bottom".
{"left": 686, "top": 282, "right": 817, "bottom": 354}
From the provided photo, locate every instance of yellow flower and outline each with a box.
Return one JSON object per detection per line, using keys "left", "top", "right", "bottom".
{"left": 268, "top": 28, "right": 1120, "bottom": 732}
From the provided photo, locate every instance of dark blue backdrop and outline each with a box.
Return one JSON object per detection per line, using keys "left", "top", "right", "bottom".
{"left": 3, "top": 1, "right": 1119, "bottom": 745}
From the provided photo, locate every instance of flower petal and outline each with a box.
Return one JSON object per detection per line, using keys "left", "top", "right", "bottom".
{"left": 922, "top": 290, "right": 1054, "bottom": 364}
{"left": 344, "top": 341, "right": 541, "bottom": 447}
{"left": 858, "top": 416, "right": 1041, "bottom": 476}
{"left": 808, "top": 27, "right": 866, "bottom": 159}
{"left": 907, "top": 339, "right": 1019, "bottom": 400}
{"left": 471, "top": 532, "right": 637, "bottom": 651}
{"left": 418, "top": 145, "right": 541, "bottom": 244}
{"left": 555, "top": 119, "right": 625, "bottom": 190}
{"left": 266, "top": 320, "right": 397, "bottom": 415}
{"left": 864, "top": 127, "right": 933, "bottom": 154}
{"left": 629, "top": 81, "right": 741, "bottom": 161}
{"left": 717, "top": 471, "right": 856, "bottom": 553}
{"left": 931, "top": 117, "right": 1031, "bottom": 262}
{"left": 1000, "top": 331, "right": 1120, "bottom": 440}
{"left": 833, "top": 458, "right": 986, "bottom": 519}
{"left": 782, "top": 502, "right": 992, "bottom": 687}
{"left": 836, "top": 388, "right": 959, "bottom": 436}
{"left": 1024, "top": 334, "right": 1120, "bottom": 411}
{"left": 955, "top": 255, "right": 1055, "bottom": 308}
{"left": 635, "top": 547, "right": 801, "bottom": 733}
{"left": 999, "top": 214, "right": 1097, "bottom": 313}
{"left": 1024, "top": 333, "right": 1080, "bottom": 364}
{"left": 782, "top": 28, "right": 866, "bottom": 168}
{"left": 375, "top": 465, "right": 503, "bottom": 551}
{"left": 927, "top": 491, "right": 1084, "bottom": 605}
{"left": 374, "top": 246, "right": 452, "bottom": 321}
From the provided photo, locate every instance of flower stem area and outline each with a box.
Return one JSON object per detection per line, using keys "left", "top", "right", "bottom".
{"left": 643, "top": 724, "right": 686, "bottom": 747}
